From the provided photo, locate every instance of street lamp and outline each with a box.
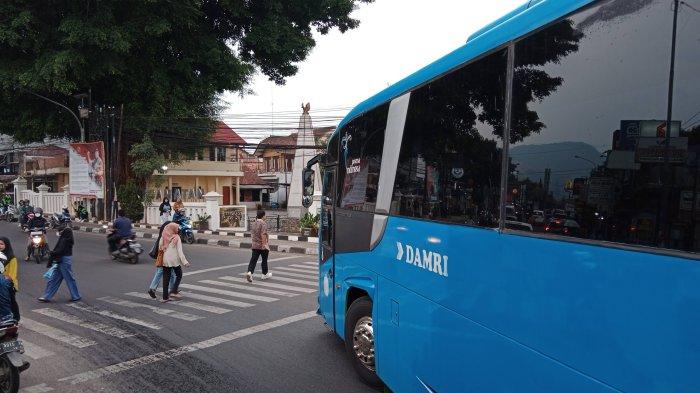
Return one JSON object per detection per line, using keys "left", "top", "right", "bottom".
{"left": 18, "top": 87, "right": 86, "bottom": 142}
{"left": 161, "top": 165, "right": 169, "bottom": 172}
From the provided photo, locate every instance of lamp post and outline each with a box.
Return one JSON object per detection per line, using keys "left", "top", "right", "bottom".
{"left": 19, "top": 88, "right": 86, "bottom": 142}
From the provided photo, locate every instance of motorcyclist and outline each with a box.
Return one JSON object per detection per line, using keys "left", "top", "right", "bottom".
{"left": 172, "top": 208, "right": 186, "bottom": 223}
{"left": 25, "top": 208, "right": 47, "bottom": 261}
{"left": 0, "top": 253, "right": 20, "bottom": 323}
{"left": 109, "top": 209, "right": 134, "bottom": 254}
{"left": 17, "top": 201, "right": 27, "bottom": 226}
{"left": 61, "top": 207, "right": 71, "bottom": 221}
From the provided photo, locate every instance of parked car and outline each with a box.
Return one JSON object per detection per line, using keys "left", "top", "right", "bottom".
{"left": 545, "top": 218, "right": 581, "bottom": 236}
{"left": 505, "top": 220, "right": 533, "bottom": 232}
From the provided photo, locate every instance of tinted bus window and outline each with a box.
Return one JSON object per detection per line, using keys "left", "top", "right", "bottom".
{"left": 391, "top": 49, "right": 507, "bottom": 227}
{"left": 509, "top": 0, "right": 700, "bottom": 252}
{"left": 337, "top": 104, "right": 389, "bottom": 211}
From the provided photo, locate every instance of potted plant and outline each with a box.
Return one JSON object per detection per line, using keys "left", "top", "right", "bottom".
{"left": 299, "top": 212, "right": 320, "bottom": 237}
{"left": 195, "top": 213, "right": 211, "bottom": 231}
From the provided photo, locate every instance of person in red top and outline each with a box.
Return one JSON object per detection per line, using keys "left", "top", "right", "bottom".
{"left": 246, "top": 210, "right": 272, "bottom": 282}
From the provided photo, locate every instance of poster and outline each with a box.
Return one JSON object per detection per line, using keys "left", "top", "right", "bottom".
{"left": 220, "top": 206, "right": 246, "bottom": 229}
{"left": 69, "top": 142, "right": 105, "bottom": 198}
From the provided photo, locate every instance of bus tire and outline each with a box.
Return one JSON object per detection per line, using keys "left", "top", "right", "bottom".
{"left": 345, "top": 296, "right": 382, "bottom": 388}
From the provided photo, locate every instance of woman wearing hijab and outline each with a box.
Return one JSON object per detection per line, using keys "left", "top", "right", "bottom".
{"left": 38, "top": 222, "right": 81, "bottom": 302}
{"left": 147, "top": 221, "right": 176, "bottom": 299}
{"left": 0, "top": 237, "right": 18, "bottom": 290}
{"left": 158, "top": 197, "right": 172, "bottom": 224}
{"left": 159, "top": 222, "right": 190, "bottom": 302}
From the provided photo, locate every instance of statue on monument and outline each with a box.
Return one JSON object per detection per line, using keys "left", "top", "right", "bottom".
{"left": 301, "top": 102, "right": 310, "bottom": 114}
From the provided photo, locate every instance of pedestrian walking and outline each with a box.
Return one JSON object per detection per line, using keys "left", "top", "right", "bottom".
{"left": 159, "top": 223, "right": 190, "bottom": 303}
{"left": 147, "top": 221, "right": 175, "bottom": 299}
{"left": 159, "top": 197, "right": 172, "bottom": 224}
{"left": 246, "top": 210, "right": 272, "bottom": 282}
{"left": 0, "top": 237, "right": 19, "bottom": 290}
{"left": 38, "top": 222, "right": 81, "bottom": 302}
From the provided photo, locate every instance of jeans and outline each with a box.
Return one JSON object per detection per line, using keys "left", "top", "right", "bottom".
{"left": 149, "top": 267, "right": 176, "bottom": 291}
{"left": 247, "top": 249, "right": 269, "bottom": 275}
{"left": 42, "top": 256, "right": 81, "bottom": 300}
{"left": 162, "top": 266, "right": 182, "bottom": 300}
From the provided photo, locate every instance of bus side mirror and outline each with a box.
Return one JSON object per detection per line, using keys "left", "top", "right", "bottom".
{"left": 302, "top": 168, "right": 314, "bottom": 208}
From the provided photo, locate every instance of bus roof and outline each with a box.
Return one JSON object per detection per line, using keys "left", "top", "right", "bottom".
{"left": 333, "top": 0, "right": 593, "bottom": 135}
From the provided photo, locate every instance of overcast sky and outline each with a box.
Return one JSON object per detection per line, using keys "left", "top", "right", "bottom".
{"left": 221, "top": 0, "right": 525, "bottom": 143}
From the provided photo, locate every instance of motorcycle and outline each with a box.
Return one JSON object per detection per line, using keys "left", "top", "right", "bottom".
{"left": 174, "top": 215, "right": 195, "bottom": 244}
{"left": 0, "top": 206, "right": 17, "bottom": 222}
{"left": 27, "top": 229, "right": 48, "bottom": 265}
{"left": 49, "top": 213, "right": 71, "bottom": 229}
{"left": 0, "top": 319, "right": 30, "bottom": 393}
{"left": 106, "top": 227, "right": 143, "bottom": 264}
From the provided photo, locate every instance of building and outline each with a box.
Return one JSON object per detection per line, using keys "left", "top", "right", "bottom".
{"left": 253, "top": 127, "right": 334, "bottom": 207}
{"left": 0, "top": 136, "right": 71, "bottom": 196}
{"left": 150, "top": 121, "right": 245, "bottom": 205}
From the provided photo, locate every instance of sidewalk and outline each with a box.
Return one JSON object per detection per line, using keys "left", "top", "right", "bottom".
{"left": 73, "top": 222, "right": 318, "bottom": 256}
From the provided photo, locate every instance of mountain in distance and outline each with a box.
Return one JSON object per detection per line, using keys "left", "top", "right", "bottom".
{"left": 509, "top": 142, "right": 602, "bottom": 198}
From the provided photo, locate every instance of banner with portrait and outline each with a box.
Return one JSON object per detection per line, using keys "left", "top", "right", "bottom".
{"left": 69, "top": 142, "right": 105, "bottom": 198}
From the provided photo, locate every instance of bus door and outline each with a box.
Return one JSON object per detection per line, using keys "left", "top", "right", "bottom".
{"left": 319, "top": 164, "right": 336, "bottom": 330}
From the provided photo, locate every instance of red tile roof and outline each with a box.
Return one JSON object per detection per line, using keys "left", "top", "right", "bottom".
{"left": 212, "top": 121, "right": 246, "bottom": 145}
{"left": 240, "top": 166, "right": 268, "bottom": 186}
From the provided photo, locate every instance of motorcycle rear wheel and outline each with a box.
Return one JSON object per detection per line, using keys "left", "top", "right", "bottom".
{"left": 184, "top": 233, "right": 195, "bottom": 244}
{"left": 0, "top": 355, "right": 19, "bottom": 393}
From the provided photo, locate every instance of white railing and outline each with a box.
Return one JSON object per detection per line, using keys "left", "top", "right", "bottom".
{"left": 19, "top": 188, "right": 68, "bottom": 215}
{"left": 145, "top": 202, "right": 207, "bottom": 225}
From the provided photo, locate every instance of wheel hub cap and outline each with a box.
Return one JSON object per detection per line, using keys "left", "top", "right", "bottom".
{"left": 352, "top": 316, "right": 375, "bottom": 371}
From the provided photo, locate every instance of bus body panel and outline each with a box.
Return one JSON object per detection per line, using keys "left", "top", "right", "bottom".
{"left": 375, "top": 276, "right": 618, "bottom": 393}
{"left": 332, "top": 259, "right": 377, "bottom": 340}
{"left": 362, "top": 216, "right": 700, "bottom": 392}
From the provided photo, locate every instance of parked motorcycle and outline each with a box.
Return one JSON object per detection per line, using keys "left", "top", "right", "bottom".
{"left": 0, "top": 206, "right": 18, "bottom": 222}
{"left": 0, "top": 319, "right": 30, "bottom": 393}
{"left": 49, "top": 212, "right": 71, "bottom": 229}
{"left": 27, "top": 229, "right": 48, "bottom": 265}
{"left": 105, "top": 227, "right": 143, "bottom": 264}
{"left": 174, "top": 215, "right": 195, "bottom": 244}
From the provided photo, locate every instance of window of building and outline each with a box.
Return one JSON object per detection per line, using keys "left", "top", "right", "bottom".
{"left": 391, "top": 49, "right": 507, "bottom": 228}
{"left": 508, "top": 0, "right": 699, "bottom": 252}
{"left": 337, "top": 103, "right": 390, "bottom": 212}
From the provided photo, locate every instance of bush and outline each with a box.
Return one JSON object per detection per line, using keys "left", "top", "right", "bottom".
{"left": 117, "top": 181, "right": 145, "bottom": 221}
{"left": 299, "top": 212, "right": 319, "bottom": 230}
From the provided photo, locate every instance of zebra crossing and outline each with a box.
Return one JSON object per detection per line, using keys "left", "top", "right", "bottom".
{"left": 19, "top": 263, "right": 319, "bottom": 362}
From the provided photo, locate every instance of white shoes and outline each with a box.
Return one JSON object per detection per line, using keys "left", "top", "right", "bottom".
{"left": 261, "top": 273, "right": 272, "bottom": 280}
{"left": 246, "top": 271, "right": 253, "bottom": 283}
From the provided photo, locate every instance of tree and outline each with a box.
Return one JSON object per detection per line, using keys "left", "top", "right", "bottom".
{"left": 0, "top": 0, "right": 373, "bottom": 143}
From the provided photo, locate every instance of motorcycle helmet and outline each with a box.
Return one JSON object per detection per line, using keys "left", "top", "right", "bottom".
{"left": 35, "top": 207, "right": 43, "bottom": 216}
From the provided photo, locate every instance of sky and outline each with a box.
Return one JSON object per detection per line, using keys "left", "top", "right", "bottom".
{"left": 221, "top": 0, "right": 525, "bottom": 144}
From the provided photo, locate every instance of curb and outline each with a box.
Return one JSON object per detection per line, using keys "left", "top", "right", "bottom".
{"left": 132, "top": 224, "right": 319, "bottom": 243}
{"left": 73, "top": 225, "right": 318, "bottom": 256}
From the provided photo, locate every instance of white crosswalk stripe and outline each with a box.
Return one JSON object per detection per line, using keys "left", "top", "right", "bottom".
{"left": 98, "top": 297, "right": 203, "bottom": 321}
{"left": 124, "top": 292, "right": 232, "bottom": 314}
{"left": 33, "top": 308, "right": 135, "bottom": 339}
{"left": 67, "top": 303, "right": 162, "bottom": 330}
{"left": 21, "top": 340, "right": 55, "bottom": 360}
{"left": 276, "top": 266, "right": 320, "bottom": 275}
{"left": 21, "top": 318, "right": 96, "bottom": 348}
{"left": 217, "top": 276, "right": 316, "bottom": 293}
{"left": 268, "top": 270, "right": 316, "bottom": 280}
{"left": 178, "top": 283, "right": 278, "bottom": 302}
{"left": 176, "top": 292, "right": 254, "bottom": 308}
{"left": 289, "top": 264, "right": 318, "bottom": 271}
{"left": 199, "top": 279, "right": 296, "bottom": 297}
{"left": 237, "top": 273, "right": 316, "bottom": 286}
{"left": 300, "top": 262, "right": 317, "bottom": 266}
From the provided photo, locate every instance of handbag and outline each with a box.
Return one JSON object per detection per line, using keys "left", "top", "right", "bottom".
{"left": 148, "top": 241, "right": 159, "bottom": 259}
{"left": 155, "top": 249, "right": 164, "bottom": 267}
{"left": 43, "top": 264, "right": 58, "bottom": 280}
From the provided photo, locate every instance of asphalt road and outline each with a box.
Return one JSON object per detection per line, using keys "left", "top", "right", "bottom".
{"left": 0, "top": 222, "right": 376, "bottom": 393}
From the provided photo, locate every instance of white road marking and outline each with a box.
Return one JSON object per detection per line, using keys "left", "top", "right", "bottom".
{"left": 182, "top": 256, "right": 303, "bottom": 277}
{"left": 177, "top": 292, "right": 254, "bottom": 308}
{"left": 21, "top": 340, "right": 55, "bottom": 360}
{"left": 267, "top": 270, "right": 317, "bottom": 280}
{"left": 67, "top": 303, "right": 162, "bottom": 330}
{"left": 237, "top": 273, "right": 316, "bottom": 287}
{"left": 178, "top": 283, "right": 278, "bottom": 302}
{"left": 289, "top": 264, "right": 318, "bottom": 271}
{"left": 20, "top": 383, "right": 54, "bottom": 393}
{"left": 21, "top": 318, "right": 96, "bottom": 348}
{"left": 98, "top": 297, "right": 202, "bottom": 321}
{"left": 58, "top": 311, "right": 317, "bottom": 385}
{"left": 300, "top": 261, "right": 318, "bottom": 266}
{"left": 276, "top": 266, "right": 320, "bottom": 275}
{"left": 33, "top": 308, "right": 135, "bottom": 339}
{"left": 200, "top": 279, "right": 296, "bottom": 297}
{"left": 124, "top": 292, "right": 232, "bottom": 314}
{"left": 217, "top": 276, "right": 316, "bottom": 293}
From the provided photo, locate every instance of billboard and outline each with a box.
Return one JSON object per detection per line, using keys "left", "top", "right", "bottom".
{"left": 635, "top": 137, "right": 688, "bottom": 163}
{"left": 69, "top": 142, "right": 105, "bottom": 198}
{"left": 619, "top": 120, "right": 681, "bottom": 150}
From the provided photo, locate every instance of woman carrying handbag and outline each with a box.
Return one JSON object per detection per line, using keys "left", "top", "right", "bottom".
{"left": 159, "top": 223, "right": 190, "bottom": 303}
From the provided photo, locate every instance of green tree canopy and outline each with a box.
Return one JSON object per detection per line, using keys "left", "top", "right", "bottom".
{"left": 0, "top": 0, "right": 372, "bottom": 143}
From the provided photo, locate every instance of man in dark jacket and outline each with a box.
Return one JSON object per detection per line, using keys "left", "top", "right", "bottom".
{"left": 25, "top": 207, "right": 48, "bottom": 261}
{"left": 38, "top": 222, "right": 81, "bottom": 302}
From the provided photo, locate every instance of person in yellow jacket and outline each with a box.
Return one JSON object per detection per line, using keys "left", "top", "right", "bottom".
{"left": 0, "top": 237, "right": 18, "bottom": 290}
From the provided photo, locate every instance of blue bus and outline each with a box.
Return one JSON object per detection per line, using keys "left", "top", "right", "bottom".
{"left": 302, "top": 0, "right": 700, "bottom": 391}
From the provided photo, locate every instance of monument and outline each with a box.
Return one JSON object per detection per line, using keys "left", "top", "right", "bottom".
{"left": 287, "top": 103, "right": 322, "bottom": 218}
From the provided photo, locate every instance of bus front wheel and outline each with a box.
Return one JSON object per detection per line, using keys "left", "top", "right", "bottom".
{"left": 345, "top": 296, "right": 382, "bottom": 387}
